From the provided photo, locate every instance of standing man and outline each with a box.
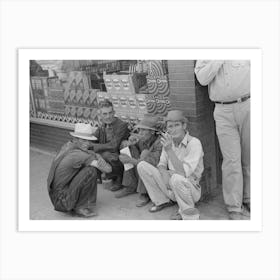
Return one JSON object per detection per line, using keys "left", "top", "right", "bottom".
{"left": 91, "top": 100, "right": 130, "bottom": 191}
{"left": 116, "top": 115, "right": 162, "bottom": 207}
{"left": 137, "top": 110, "right": 204, "bottom": 220}
{"left": 47, "top": 123, "right": 112, "bottom": 217}
{"left": 195, "top": 60, "right": 250, "bottom": 220}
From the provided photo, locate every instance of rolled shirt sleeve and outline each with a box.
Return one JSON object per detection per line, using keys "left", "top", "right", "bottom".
{"left": 157, "top": 148, "right": 168, "bottom": 169}
{"left": 195, "top": 60, "right": 224, "bottom": 86}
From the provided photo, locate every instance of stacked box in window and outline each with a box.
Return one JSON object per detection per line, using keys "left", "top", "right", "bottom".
{"left": 104, "top": 73, "right": 135, "bottom": 94}
{"left": 47, "top": 79, "right": 65, "bottom": 115}
{"left": 31, "top": 77, "right": 49, "bottom": 113}
{"left": 96, "top": 91, "right": 112, "bottom": 104}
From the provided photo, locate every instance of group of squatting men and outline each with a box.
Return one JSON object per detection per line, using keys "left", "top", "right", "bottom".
{"left": 47, "top": 101, "right": 204, "bottom": 220}
{"left": 47, "top": 60, "right": 250, "bottom": 220}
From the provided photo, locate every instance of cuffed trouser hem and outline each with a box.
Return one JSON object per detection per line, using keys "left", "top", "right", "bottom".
{"left": 227, "top": 207, "right": 243, "bottom": 213}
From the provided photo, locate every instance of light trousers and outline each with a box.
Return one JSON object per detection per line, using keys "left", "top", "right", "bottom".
{"left": 137, "top": 161, "right": 201, "bottom": 215}
{"left": 214, "top": 99, "right": 250, "bottom": 212}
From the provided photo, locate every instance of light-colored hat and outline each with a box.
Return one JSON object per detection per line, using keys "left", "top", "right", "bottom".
{"left": 165, "top": 110, "right": 187, "bottom": 123}
{"left": 135, "top": 115, "right": 159, "bottom": 131}
{"left": 70, "top": 123, "right": 97, "bottom": 141}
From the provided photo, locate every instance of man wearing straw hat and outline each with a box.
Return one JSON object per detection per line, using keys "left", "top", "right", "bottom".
{"left": 47, "top": 123, "right": 112, "bottom": 218}
{"left": 137, "top": 110, "right": 204, "bottom": 220}
{"left": 116, "top": 115, "right": 162, "bottom": 206}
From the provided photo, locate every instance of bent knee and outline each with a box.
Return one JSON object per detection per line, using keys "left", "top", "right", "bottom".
{"left": 170, "top": 174, "right": 191, "bottom": 189}
{"left": 137, "top": 161, "right": 152, "bottom": 174}
{"left": 83, "top": 166, "right": 98, "bottom": 178}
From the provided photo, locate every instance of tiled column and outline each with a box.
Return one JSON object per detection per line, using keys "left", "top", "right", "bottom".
{"left": 167, "top": 60, "right": 219, "bottom": 198}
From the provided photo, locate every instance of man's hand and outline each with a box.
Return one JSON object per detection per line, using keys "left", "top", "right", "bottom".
{"left": 120, "top": 140, "right": 129, "bottom": 149}
{"left": 140, "top": 149, "right": 149, "bottom": 160}
{"left": 119, "top": 154, "right": 133, "bottom": 164}
{"left": 160, "top": 132, "right": 173, "bottom": 152}
{"left": 158, "top": 167, "right": 172, "bottom": 190}
{"left": 128, "top": 134, "right": 140, "bottom": 145}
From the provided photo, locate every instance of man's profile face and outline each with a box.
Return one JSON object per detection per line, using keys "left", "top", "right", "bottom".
{"left": 76, "top": 138, "right": 91, "bottom": 150}
{"left": 99, "top": 106, "right": 115, "bottom": 125}
{"left": 138, "top": 128, "right": 154, "bottom": 141}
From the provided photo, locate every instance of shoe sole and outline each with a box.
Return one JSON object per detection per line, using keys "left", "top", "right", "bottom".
{"left": 136, "top": 201, "right": 150, "bottom": 207}
{"left": 115, "top": 192, "right": 135, "bottom": 198}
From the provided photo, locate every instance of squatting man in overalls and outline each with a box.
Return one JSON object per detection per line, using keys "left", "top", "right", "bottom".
{"left": 137, "top": 110, "right": 204, "bottom": 220}
{"left": 47, "top": 123, "right": 112, "bottom": 218}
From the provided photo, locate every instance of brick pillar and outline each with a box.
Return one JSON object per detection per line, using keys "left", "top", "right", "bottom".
{"left": 167, "top": 60, "right": 218, "bottom": 198}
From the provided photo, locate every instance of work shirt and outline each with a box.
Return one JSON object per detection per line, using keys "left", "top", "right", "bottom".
{"left": 132, "top": 134, "right": 162, "bottom": 166}
{"left": 194, "top": 60, "right": 250, "bottom": 102}
{"left": 93, "top": 117, "right": 130, "bottom": 154}
{"left": 158, "top": 133, "right": 204, "bottom": 182}
{"left": 48, "top": 141, "right": 96, "bottom": 192}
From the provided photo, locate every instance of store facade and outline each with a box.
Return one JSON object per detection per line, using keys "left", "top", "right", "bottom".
{"left": 30, "top": 60, "right": 221, "bottom": 198}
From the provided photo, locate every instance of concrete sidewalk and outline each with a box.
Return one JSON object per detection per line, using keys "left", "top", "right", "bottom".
{"left": 30, "top": 147, "right": 229, "bottom": 220}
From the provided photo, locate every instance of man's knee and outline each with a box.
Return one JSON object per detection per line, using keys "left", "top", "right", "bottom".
{"left": 137, "top": 161, "right": 153, "bottom": 175}
{"left": 170, "top": 174, "right": 191, "bottom": 190}
{"left": 83, "top": 166, "right": 97, "bottom": 177}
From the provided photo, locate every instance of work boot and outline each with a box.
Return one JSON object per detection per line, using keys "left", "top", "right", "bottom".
{"left": 136, "top": 194, "right": 150, "bottom": 207}
{"left": 170, "top": 211, "right": 182, "bottom": 220}
{"left": 115, "top": 187, "right": 136, "bottom": 198}
{"left": 243, "top": 202, "right": 250, "bottom": 213}
{"left": 228, "top": 211, "right": 249, "bottom": 220}
{"left": 181, "top": 208, "right": 200, "bottom": 220}
{"left": 110, "top": 184, "right": 124, "bottom": 192}
{"left": 74, "top": 207, "right": 97, "bottom": 218}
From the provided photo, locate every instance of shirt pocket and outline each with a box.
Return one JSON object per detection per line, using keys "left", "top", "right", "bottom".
{"left": 231, "top": 60, "right": 247, "bottom": 68}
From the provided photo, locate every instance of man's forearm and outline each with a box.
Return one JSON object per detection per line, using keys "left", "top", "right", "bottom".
{"left": 166, "top": 149, "right": 185, "bottom": 176}
{"left": 195, "top": 60, "right": 224, "bottom": 86}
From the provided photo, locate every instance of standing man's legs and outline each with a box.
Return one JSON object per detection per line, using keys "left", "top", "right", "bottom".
{"left": 214, "top": 104, "right": 243, "bottom": 213}
{"left": 237, "top": 99, "right": 250, "bottom": 209}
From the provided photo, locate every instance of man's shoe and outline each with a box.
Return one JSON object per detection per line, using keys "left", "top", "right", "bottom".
{"left": 110, "top": 184, "right": 124, "bottom": 192}
{"left": 181, "top": 208, "right": 200, "bottom": 220}
{"left": 170, "top": 211, "right": 182, "bottom": 220}
{"left": 229, "top": 211, "right": 249, "bottom": 220}
{"left": 149, "top": 201, "right": 175, "bottom": 213}
{"left": 243, "top": 202, "right": 250, "bottom": 213}
{"left": 115, "top": 188, "right": 136, "bottom": 198}
{"left": 136, "top": 194, "right": 150, "bottom": 207}
{"left": 75, "top": 208, "right": 97, "bottom": 218}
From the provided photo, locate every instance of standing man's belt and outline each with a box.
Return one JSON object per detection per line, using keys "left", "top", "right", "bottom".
{"left": 214, "top": 95, "right": 250, "bottom": 105}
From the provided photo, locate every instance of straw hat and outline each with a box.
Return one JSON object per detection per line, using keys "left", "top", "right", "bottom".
{"left": 135, "top": 115, "right": 159, "bottom": 131}
{"left": 70, "top": 123, "right": 97, "bottom": 141}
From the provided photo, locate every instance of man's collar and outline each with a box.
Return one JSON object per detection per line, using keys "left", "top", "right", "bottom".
{"left": 180, "top": 132, "right": 191, "bottom": 147}
{"left": 102, "top": 117, "right": 116, "bottom": 128}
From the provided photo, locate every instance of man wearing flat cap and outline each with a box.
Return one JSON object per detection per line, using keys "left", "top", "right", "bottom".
{"left": 116, "top": 115, "right": 162, "bottom": 207}
{"left": 47, "top": 123, "right": 112, "bottom": 218}
{"left": 137, "top": 110, "right": 204, "bottom": 220}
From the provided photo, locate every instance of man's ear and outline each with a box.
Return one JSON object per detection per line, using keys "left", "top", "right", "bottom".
{"left": 183, "top": 122, "right": 187, "bottom": 131}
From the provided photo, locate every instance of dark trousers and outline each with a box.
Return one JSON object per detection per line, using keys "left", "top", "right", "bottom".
{"left": 122, "top": 145, "right": 147, "bottom": 194}
{"left": 101, "top": 151, "right": 124, "bottom": 185}
{"left": 50, "top": 166, "right": 98, "bottom": 212}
